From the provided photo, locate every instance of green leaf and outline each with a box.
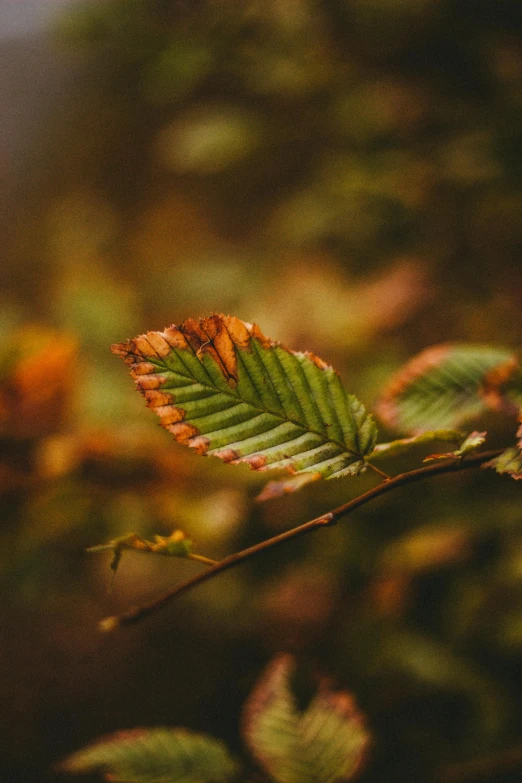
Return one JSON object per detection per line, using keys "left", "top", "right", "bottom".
{"left": 242, "top": 655, "right": 371, "bottom": 783}
{"left": 59, "top": 727, "right": 237, "bottom": 783}
{"left": 423, "top": 431, "right": 487, "bottom": 462}
{"left": 486, "top": 447, "right": 522, "bottom": 479}
{"left": 370, "top": 429, "right": 463, "bottom": 459}
{"left": 87, "top": 530, "right": 194, "bottom": 566}
{"left": 376, "top": 343, "right": 520, "bottom": 433}
{"left": 112, "top": 315, "right": 377, "bottom": 485}
{"left": 454, "top": 430, "right": 487, "bottom": 456}
{"left": 485, "top": 418, "right": 522, "bottom": 480}
{"left": 380, "top": 522, "right": 472, "bottom": 574}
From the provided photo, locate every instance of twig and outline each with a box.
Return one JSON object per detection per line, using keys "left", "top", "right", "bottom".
{"left": 99, "top": 449, "right": 502, "bottom": 632}
{"left": 367, "top": 462, "right": 392, "bottom": 481}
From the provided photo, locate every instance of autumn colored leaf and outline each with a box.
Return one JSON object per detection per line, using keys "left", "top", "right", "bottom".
{"left": 376, "top": 343, "right": 520, "bottom": 433}
{"left": 242, "top": 654, "right": 371, "bottom": 783}
{"left": 0, "top": 326, "right": 77, "bottom": 438}
{"left": 59, "top": 727, "right": 237, "bottom": 783}
{"left": 112, "top": 315, "right": 377, "bottom": 485}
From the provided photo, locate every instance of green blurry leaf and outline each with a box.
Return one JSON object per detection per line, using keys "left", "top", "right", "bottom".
{"left": 377, "top": 630, "right": 508, "bottom": 742}
{"left": 371, "top": 429, "right": 463, "bottom": 459}
{"left": 56, "top": 0, "right": 171, "bottom": 65}
{"left": 242, "top": 654, "right": 371, "bottom": 783}
{"left": 156, "top": 108, "right": 262, "bottom": 174}
{"left": 376, "top": 343, "right": 520, "bottom": 433}
{"left": 112, "top": 315, "right": 377, "bottom": 489}
{"left": 54, "top": 274, "right": 139, "bottom": 351}
{"left": 59, "top": 726, "right": 237, "bottom": 782}
{"left": 453, "top": 430, "right": 487, "bottom": 456}
{"left": 142, "top": 40, "right": 213, "bottom": 104}
{"left": 380, "top": 522, "right": 471, "bottom": 574}
{"left": 88, "top": 530, "right": 193, "bottom": 563}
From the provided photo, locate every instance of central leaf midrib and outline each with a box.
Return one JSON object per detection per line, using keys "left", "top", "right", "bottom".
{"left": 150, "top": 355, "right": 362, "bottom": 459}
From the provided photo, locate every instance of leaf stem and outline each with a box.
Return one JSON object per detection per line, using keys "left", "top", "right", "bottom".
{"left": 187, "top": 553, "right": 218, "bottom": 566}
{"left": 86, "top": 544, "right": 116, "bottom": 553}
{"left": 366, "top": 462, "right": 392, "bottom": 481}
{"left": 98, "top": 449, "right": 502, "bottom": 631}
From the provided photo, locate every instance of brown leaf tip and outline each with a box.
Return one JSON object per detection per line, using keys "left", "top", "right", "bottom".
{"left": 165, "top": 422, "right": 199, "bottom": 444}
{"left": 143, "top": 390, "right": 175, "bottom": 408}
{"left": 212, "top": 451, "right": 268, "bottom": 470}
{"left": 179, "top": 314, "right": 241, "bottom": 386}
{"left": 303, "top": 350, "right": 331, "bottom": 371}
{"left": 188, "top": 436, "right": 210, "bottom": 455}
{"left": 250, "top": 322, "right": 273, "bottom": 349}
{"left": 223, "top": 314, "right": 251, "bottom": 349}
{"left": 212, "top": 449, "right": 240, "bottom": 463}
{"left": 110, "top": 342, "right": 130, "bottom": 358}
{"left": 239, "top": 454, "right": 268, "bottom": 470}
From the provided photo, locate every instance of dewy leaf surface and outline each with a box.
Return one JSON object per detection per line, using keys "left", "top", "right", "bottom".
{"left": 376, "top": 343, "right": 520, "bottom": 433}
{"left": 59, "top": 727, "right": 237, "bottom": 783}
{"left": 242, "top": 654, "right": 371, "bottom": 783}
{"left": 112, "top": 315, "right": 377, "bottom": 481}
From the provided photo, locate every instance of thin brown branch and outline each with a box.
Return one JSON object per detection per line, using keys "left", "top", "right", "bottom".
{"left": 99, "top": 450, "right": 502, "bottom": 632}
{"left": 366, "top": 462, "right": 392, "bottom": 481}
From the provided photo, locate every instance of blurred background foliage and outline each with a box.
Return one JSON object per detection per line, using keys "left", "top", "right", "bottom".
{"left": 1, "top": 1, "right": 522, "bottom": 781}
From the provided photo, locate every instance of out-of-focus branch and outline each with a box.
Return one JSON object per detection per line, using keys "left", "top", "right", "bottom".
{"left": 99, "top": 450, "right": 502, "bottom": 632}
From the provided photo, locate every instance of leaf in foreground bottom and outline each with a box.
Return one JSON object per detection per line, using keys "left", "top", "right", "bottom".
{"left": 242, "top": 654, "right": 371, "bottom": 783}
{"left": 59, "top": 726, "right": 237, "bottom": 783}
{"left": 112, "top": 315, "right": 377, "bottom": 485}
